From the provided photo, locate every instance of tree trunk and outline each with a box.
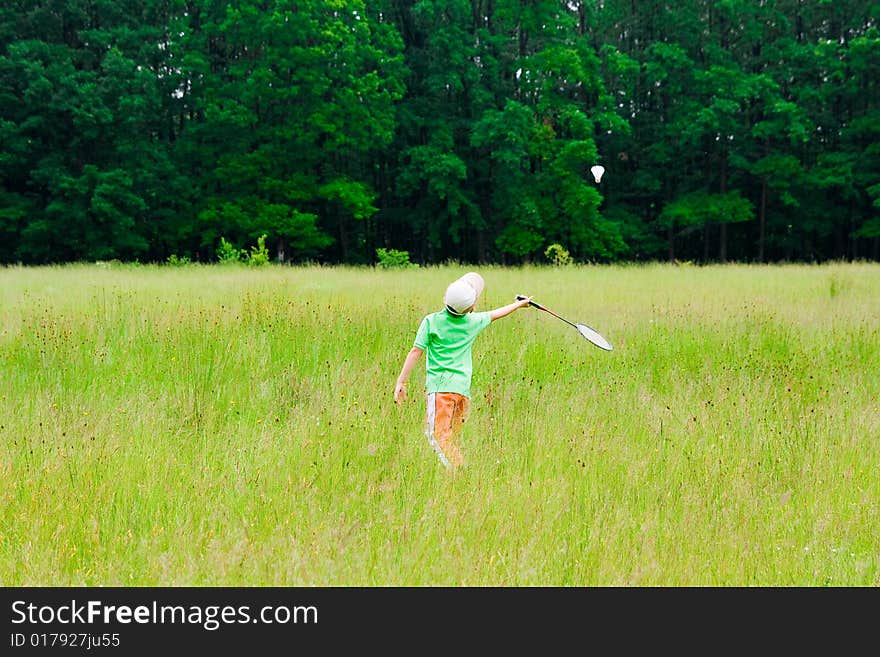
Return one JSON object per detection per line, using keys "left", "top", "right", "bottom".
{"left": 719, "top": 153, "right": 728, "bottom": 262}
{"left": 703, "top": 224, "right": 710, "bottom": 262}
{"left": 759, "top": 179, "right": 767, "bottom": 263}
{"left": 337, "top": 210, "right": 348, "bottom": 262}
{"left": 277, "top": 236, "right": 287, "bottom": 263}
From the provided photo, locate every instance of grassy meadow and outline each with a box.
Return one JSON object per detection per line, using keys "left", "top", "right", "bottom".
{"left": 1, "top": 261, "right": 878, "bottom": 586}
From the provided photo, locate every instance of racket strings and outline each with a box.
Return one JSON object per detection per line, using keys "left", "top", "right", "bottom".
{"left": 576, "top": 323, "right": 613, "bottom": 350}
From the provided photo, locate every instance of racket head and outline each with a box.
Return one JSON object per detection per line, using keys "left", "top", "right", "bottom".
{"left": 576, "top": 323, "right": 613, "bottom": 351}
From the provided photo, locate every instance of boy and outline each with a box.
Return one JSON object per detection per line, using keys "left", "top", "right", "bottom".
{"left": 393, "top": 272, "right": 531, "bottom": 469}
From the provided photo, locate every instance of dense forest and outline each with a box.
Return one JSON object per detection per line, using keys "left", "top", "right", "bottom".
{"left": 1, "top": 1, "right": 878, "bottom": 265}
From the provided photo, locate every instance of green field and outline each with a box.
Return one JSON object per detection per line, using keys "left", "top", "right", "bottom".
{"left": 1, "top": 262, "right": 878, "bottom": 586}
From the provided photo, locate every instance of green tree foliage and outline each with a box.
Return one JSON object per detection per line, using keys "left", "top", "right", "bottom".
{"left": 659, "top": 190, "right": 755, "bottom": 260}
{"left": 179, "top": 0, "right": 404, "bottom": 263}
{"left": 0, "top": 1, "right": 181, "bottom": 262}
{"left": 0, "top": 0, "right": 877, "bottom": 264}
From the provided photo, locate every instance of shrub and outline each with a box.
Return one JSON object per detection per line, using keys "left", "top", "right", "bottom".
{"left": 376, "top": 248, "right": 417, "bottom": 269}
{"left": 166, "top": 254, "right": 191, "bottom": 266}
{"left": 217, "top": 237, "right": 243, "bottom": 264}
{"left": 244, "top": 234, "right": 270, "bottom": 267}
{"left": 544, "top": 243, "right": 572, "bottom": 266}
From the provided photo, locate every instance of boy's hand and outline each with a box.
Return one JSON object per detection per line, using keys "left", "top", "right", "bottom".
{"left": 516, "top": 295, "right": 533, "bottom": 308}
{"left": 394, "top": 382, "right": 407, "bottom": 405}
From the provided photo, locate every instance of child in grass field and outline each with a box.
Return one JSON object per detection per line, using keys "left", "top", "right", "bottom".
{"left": 393, "top": 272, "right": 531, "bottom": 470}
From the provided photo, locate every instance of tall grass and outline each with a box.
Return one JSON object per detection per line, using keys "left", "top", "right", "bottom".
{"left": 1, "top": 262, "right": 878, "bottom": 585}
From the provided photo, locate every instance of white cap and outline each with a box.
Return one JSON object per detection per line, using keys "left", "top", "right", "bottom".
{"left": 444, "top": 272, "right": 485, "bottom": 315}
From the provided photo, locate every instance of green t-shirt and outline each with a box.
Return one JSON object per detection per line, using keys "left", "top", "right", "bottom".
{"left": 414, "top": 309, "right": 492, "bottom": 397}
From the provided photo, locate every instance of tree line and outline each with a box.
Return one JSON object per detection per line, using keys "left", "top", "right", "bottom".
{"left": 1, "top": 0, "right": 878, "bottom": 265}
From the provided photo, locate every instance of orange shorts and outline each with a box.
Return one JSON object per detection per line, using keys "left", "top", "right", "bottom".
{"left": 425, "top": 392, "right": 470, "bottom": 468}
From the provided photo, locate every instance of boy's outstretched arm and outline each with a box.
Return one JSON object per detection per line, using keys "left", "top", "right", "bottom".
{"left": 489, "top": 295, "right": 532, "bottom": 321}
{"left": 394, "top": 346, "right": 424, "bottom": 405}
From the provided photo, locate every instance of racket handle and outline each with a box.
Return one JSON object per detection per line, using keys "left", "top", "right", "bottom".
{"left": 516, "top": 294, "right": 540, "bottom": 309}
